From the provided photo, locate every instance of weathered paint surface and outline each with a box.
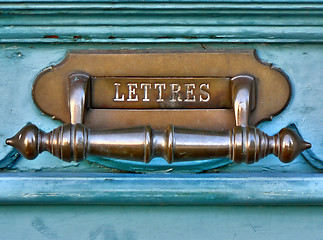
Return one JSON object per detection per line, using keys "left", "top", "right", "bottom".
{"left": 1, "top": 1, "right": 323, "bottom": 43}
{"left": 0, "top": 172, "right": 322, "bottom": 205}
{"left": 0, "top": 205, "right": 323, "bottom": 240}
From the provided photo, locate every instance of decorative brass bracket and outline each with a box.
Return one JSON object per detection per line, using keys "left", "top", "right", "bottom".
{"left": 6, "top": 50, "right": 311, "bottom": 165}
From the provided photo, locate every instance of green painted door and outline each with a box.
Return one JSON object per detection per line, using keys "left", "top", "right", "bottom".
{"left": 0, "top": 1, "right": 322, "bottom": 239}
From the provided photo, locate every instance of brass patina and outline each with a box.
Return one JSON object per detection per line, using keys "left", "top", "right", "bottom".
{"left": 91, "top": 77, "right": 232, "bottom": 109}
{"left": 7, "top": 123, "right": 310, "bottom": 164}
{"left": 32, "top": 50, "right": 288, "bottom": 130}
{"left": 6, "top": 50, "right": 311, "bottom": 165}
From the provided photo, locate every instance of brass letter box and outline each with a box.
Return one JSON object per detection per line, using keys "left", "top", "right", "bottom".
{"left": 6, "top": 50, "right": 311, "bottom": 166}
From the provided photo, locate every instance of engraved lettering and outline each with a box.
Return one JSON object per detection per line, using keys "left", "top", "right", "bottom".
{"left": 199, "top": 83, "right": 210, "bottom": 102}
{"left": 113, "top": 82, "right": 125, "bottom": 102}
{"left": 140, "top": 83, "right": 152, "bottom": 102}
{"left": 170, "top": 84, "right": 182, "bottom": 102}
{"left": 113, "top": 82, "right": 211, "bottom": 104}
{"left": 154, "top": 83, "right": 166, "bottom": 102}
{"left": 93, "top": 77, "right": 231, "bottom": 109}
{"left": 127, "top": 83, "right": 138, "bottom": 102}
{"left": 184, "top": 83, "right": 196, "bottom": 102}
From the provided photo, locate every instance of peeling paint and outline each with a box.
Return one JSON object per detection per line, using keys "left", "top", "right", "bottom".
{"left": 43, "top": 35, "right": 59, "bottom": 39}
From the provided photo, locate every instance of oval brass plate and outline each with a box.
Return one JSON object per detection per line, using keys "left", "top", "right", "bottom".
{"left": 33, "top": 50, "right": 290, "bottom": 131}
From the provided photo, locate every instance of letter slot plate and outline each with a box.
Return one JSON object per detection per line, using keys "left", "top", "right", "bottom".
{"left": 6, "top": 50, "right": 311, "bottom": 166}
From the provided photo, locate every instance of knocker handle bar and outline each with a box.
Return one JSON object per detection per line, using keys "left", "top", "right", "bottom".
{"left": 6, "top": 124, "right": 310, "bottom": 164}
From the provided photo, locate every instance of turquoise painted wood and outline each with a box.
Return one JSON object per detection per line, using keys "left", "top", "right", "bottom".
{"left": 0, "top": 173, "right": 322, "bottom": 205}
{"left": 0, "top": 1, "right": 323, "bottom": 239}
{"left": 0, "top": 205, "right": 322, "bottom": 240}
{"left": 1, "top": 1, "right": 323, "bottom": 43}
{"left": 1, "top": 205, "right": 323, "bottom": 240}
